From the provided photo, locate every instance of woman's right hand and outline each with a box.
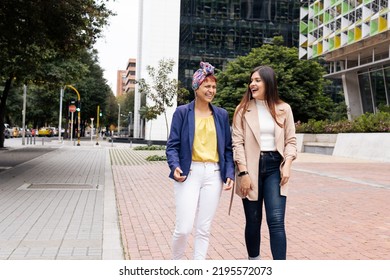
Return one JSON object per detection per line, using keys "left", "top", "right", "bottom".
{"left": 173, "top": 167, "right": 187, "bottom": 182}
{"left": 240, "top": 175, "right": 252, "bottom": 197}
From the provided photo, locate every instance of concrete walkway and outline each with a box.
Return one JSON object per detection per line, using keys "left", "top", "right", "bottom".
{"left": 1, "top": 137, "right": 389, "bottom": 260}
{"left": 0, "top": 138, "right": 123, "bottom": 260}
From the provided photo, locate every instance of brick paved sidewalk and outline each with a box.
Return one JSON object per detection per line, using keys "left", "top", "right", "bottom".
{"left": 111, "top": 149, "right": 390, "bottom": 260}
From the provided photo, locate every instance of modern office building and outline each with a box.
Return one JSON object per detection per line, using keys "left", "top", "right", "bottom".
{"left": 135, "top": 0, "right": 301, "bottom": 140}
{"left": 134, "top": 0, "right": 181, "bottom": 140}
{"left": 299, "top": 0, "right": 390, "bottom": 118}
{"left": 116, "top": 70, "right": 126, "bottom": 97}
{"left": 179, "top": 0, "right": 301, "bottom": 90}
{"left": 125, "top": 58, "right": 137, "bottom": 93}
{"left": 116, "top": 58, "right": 137, "bottom": 97}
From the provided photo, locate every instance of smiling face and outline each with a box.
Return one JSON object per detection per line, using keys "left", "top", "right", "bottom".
{"left": 250, "top": 71, "right": 266, "bottom": 100}
{"left": 195, "top": 76, "right": 217, "bottom": 104}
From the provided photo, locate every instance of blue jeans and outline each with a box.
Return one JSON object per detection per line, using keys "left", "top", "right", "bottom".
{"left": 242, "top": 151, "right": 287, "bottom": 260}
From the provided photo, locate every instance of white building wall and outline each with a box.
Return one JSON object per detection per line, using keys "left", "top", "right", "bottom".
{"left": 134, "top": 0, "right": 181, "bottom": 141}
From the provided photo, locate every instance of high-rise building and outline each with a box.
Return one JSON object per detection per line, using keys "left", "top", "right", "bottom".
{"left": 135, "top": 0, "right": 301, "bottom": 141}
{"left": 116, "top": 70, "right": 126, "bottom": 97}
{"left": 299, "top": 0, "right": 390, "bottom": 118}
{"left": 125, "top": 58, "right": 137, "bottom": 93}
{"left": 179, "top": 0, "right": 301, "bottom": 90}
{"left": 116, "top": 59, "right": 137, "bottom": 97}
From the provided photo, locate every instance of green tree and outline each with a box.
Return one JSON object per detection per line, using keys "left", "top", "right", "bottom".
{"left": 104, "top": 92, "right": 119, "bottom": 134}
{"left": 137, "top": 58, "right": 182, "bottom": 140}
{"left": 214, "top": 36, "right": 336, "bottom": 123}
{"left": 117, "top": 90, "right": 135, "bottom": 135}
{"left": 0, "top": 0, "right": 112, "bottom": 147}
{"left": 6, "top": 49, "right": 111, "bottom": 137}
{"left": 69, "top": 49, "right": 112, "bottom": 135}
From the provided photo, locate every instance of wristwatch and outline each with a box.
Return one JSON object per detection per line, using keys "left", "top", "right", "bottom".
{"left": 238, "top": 171, "right": 249, "bottom": 177}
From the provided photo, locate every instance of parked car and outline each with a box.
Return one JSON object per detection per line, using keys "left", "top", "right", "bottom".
{"left": 11, "top": 127, "right": 20, "bottom": 138}
{"left": 24, "top": 128, "right": 32, "bottom": 137}
{"left": 38, "top": 127, "right": 53, "bottom": 137}
{"left": 49, "top": 127, "right": 58, "bottom": 136}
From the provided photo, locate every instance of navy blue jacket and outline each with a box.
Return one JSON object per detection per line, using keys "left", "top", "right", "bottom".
{"left": 166, "top": 100, "right": 235, "bottom": 183}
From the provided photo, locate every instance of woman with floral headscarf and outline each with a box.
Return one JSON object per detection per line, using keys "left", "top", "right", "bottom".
{"left": 166, "top": 61, "right": 235, "bottom": 260}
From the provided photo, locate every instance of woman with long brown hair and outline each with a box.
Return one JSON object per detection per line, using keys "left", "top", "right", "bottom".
{"left": 232, "top": 65, "right": 297, "bottom": 260}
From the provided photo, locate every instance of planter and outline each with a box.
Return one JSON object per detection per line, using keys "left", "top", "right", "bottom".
{"left": 333, "top": 133, "right": 390, "bottom": 162}
{"left": 297, "top": 133, "right": 390, "bottom": 162}
{"left": 296, "top": 133, "right": 337, "bottom": 155}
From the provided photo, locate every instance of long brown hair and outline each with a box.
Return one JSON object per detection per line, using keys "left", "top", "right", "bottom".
{"left": 233, "top": 65, "right": 283, "bottom": 127}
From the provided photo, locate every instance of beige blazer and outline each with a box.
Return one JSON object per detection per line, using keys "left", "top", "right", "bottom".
{"left": 232, "top": 99, "right": 297, "bottom": 200}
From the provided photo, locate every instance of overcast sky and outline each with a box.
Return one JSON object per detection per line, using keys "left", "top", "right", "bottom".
{"left": 94, "top": 0, "right": 139, "bottom": 94}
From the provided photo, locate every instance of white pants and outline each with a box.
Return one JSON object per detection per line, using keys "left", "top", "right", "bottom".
{"left": 172, "top": 161, "right": 223, "bottom": 260}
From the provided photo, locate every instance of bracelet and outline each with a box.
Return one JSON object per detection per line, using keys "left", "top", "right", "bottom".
{"left": 238, "top": 171, "right": 249, "bottom": 177}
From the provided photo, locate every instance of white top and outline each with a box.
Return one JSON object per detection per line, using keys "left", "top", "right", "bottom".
{"left": 256, "top": 99, "right": 276, "bottom": 151}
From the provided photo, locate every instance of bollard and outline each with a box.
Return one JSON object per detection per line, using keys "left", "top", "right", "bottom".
{"left": 42, "top": 137, "right": 44, "bottom": 146}
{"left": 129, "top": 140, "right": 132, "bottom": 148}
{"left": 33, "top": 135, "right": 36, "bottom": 145}
{"left": 111, "top": 138, "right": 113, "bottom": 147}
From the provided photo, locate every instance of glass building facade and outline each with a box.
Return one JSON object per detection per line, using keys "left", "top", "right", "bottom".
{"left": 178, "top": 0, "right": 301, "bottom": 91}
{"left": 358, "top": 66, "right": 390, "bottom": 113}
{"left": 299, "top": 0, "right": 390, "bottom": 117}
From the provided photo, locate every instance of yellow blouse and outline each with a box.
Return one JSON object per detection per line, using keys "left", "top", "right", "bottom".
{"left": 192, "top": 115, "right": 219, "bottom": 162}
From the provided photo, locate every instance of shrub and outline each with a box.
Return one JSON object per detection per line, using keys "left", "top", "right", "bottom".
{"left": 145, "top": 155, "right": 167, "bottom": 161}
{"left": 295, "top": 119, "right": 328, "bottom": 134}
{"left": 133, "top": 145, "right": 166, "bottom": 150}
{"left": 296, "top": 111, "right": 390, "bottom": 133}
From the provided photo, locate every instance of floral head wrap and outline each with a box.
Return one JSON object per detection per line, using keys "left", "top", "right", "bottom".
{"left": 192, "top": 61, "right": 215, "bottom": 91}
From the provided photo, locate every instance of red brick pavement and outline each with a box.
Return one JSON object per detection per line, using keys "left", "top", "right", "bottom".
{"left": 112, "top": 151, "right": 390, "bottom": 260}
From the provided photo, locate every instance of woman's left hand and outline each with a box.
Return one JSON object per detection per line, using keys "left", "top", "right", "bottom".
{"left": 223, "top": 178, "right": 234, "bottom": 190}
{"left": 280, "top": 164, "right": 291, "bottom": 186}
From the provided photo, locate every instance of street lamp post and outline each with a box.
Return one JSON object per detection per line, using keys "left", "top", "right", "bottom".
{"left": 65, "top": 85, "right": 81, "bottom": 146}
{"left": 90, "top": 118, "right": 94, "bottom": 142}
{"left": 96, "top": 105, "right": 100, "bottom": 146}
{"left": 128, "top": 112, "right": 133, "bottom": 138}
{"left": 22, "top": 84, "right": 27, "bottom": 145}
{"left": 58, "top": 87, "right": 64, "bottom": 142}
{"left": 117, "top": 103, "right": 121, "bottom": 137}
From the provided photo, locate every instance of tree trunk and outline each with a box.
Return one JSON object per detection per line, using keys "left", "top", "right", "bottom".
{"left": 164, "top": 111, "right": 169, "bottom": 141}
{"left": 0, "top": 75, "right": 14, "bottom": 148}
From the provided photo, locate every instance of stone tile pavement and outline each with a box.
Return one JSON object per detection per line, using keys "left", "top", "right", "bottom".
{"left": 0, "top": 138, "right": 123, "bottom": 260}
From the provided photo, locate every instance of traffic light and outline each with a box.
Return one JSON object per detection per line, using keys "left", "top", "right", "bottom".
{"left": 76, "top": 101, "right": 81, "bottom": 112}
{"left": 99, "top": 111, "right": 103, "bottom": 117}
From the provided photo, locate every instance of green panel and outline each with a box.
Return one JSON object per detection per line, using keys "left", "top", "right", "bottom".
{"left": 328, "top": 37, "right": 335, "bottom": 50}
{"left": 300, "top": 21, "right": 308, "bottom": 34}
{"left": 324, "top": 12, "right": 333, "bottom": 24}
{"left": 308, "top": 20, "right": 317, "bottom": 32}
{"left": 313, "top": 3, "right": 319, "bottom": 15}
{"left": 363, "top": 0, "right": 374, "bottom": 4}
{"left": 313, "top": 44, "right": 317, "bottom": 56}
{"left": 332, "top": 0, "right": 343, "bottom": 7}
{"left": 348, "top": 30, "right": 354, "bottom": 43}
{"left": 342, "top": 2, "right": 352, "bottom": 15}
{"left": 370, "top": 19, "right": 378, "bottom": 35}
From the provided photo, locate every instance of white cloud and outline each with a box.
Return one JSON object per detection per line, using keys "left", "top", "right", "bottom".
{"left": 94, "top": 0, "right": 139, "bottom": 95}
